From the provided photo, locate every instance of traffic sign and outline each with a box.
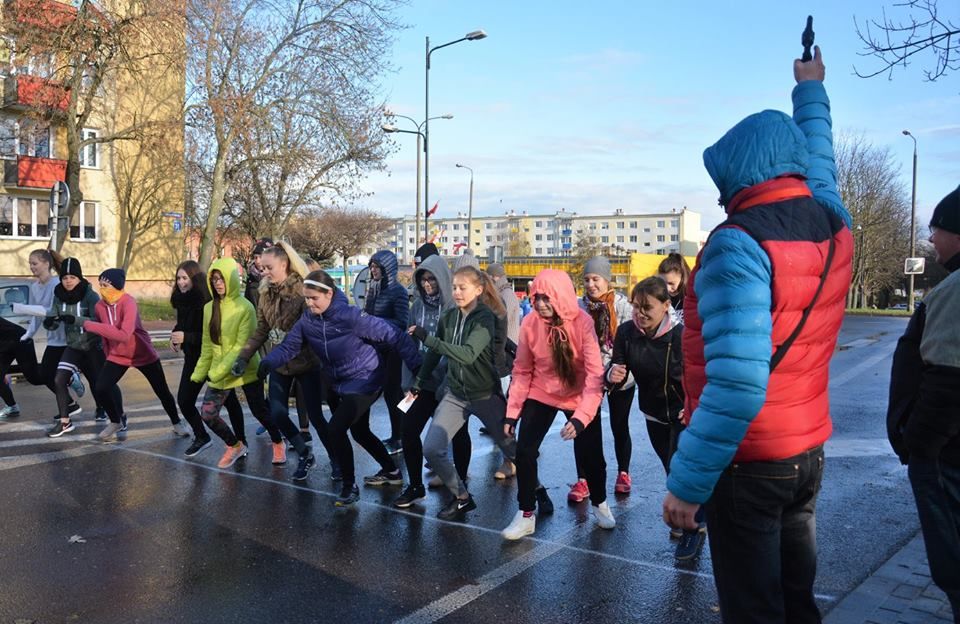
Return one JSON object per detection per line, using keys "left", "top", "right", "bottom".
{"left": 904, "top": 257, "right": 925, "bottom": 275}
{"left": 163, "top": 211, "right": 183, "bottom": 218}
{"left": 173, "top": 219, "right": 182, "bottom": 232}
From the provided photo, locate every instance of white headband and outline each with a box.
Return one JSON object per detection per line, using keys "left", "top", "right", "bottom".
{"left": 303, "top": 279, "right": 332, "bottom": 291}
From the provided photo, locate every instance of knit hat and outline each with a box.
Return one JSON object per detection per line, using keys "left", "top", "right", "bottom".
{"left": 59, "top": 257, "right": 83, "bottom": 279}
{"left": 414, "top": 243, "right": 439, "bottom": 266}
{"left": 99, "top": 268, "right": 126, "bottom": 290}
{"left": 931, "top": 185, "right": 960, "bottom": 235}
{"left": 583, "top": 256, "right": 612, "bottom": 281}
{"left": 486, "top": 262, "right": 506, "bottom": 278}
{"left": 252, "top": 238, "right": 274, "bottom": 256}
{"left": 453, "top": 248, "right": 480, "bottom": 271}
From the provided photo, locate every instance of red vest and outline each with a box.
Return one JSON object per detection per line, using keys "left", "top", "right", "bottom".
{"left": 683, "top": 180, "right": 854, "bottom": 462}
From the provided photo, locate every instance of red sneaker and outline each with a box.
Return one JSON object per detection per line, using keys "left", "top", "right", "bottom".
{"left": 614, "top": 471, "right": 632, "bottom": 495}
{"left": 567, "top": 478, "right": 590, "bottom": 503}
{"left": 272, "top": 441, "right": 287, "bottom": 466}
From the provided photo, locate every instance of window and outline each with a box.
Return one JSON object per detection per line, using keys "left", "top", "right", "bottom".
{"left": 670, "top": 234, "right": 678, "bottom": 242}
{"left": 18, "top": 121, "right": 50, "bottom": 158}
{"left": 616, "top": 236, "right": 624, "bottom": 243}
{"left": 629, "top": 235, "right": 638, "bottom": 242}
{"left": 0, "top": 119, "right": 15, "bottom": 159}
{"left": 643, "top": 227, "right": 651, "bottom": 233}
{"left": 616, "top": 221, "right": 625, "bottom": 229}
{"left": 535, "top": 234, "right": 542, "bottom": 241}
{"left": 408, "top": 225, "right": 414, "bottom": 232}
{"left": 601, "top": 236, "right": 609, "bottom": 243}
{"left": 657, "top": 220, "right": 666, "bottom": 228}
{"left": 408, "top": 237, "right": 414, "bottom": 244}
{"left": 546, "top": 220, "right": 554, "bottom": 228}
{"left": 69, "top": 201, "right": 97, "bottom": 240}
{"left": 535, "top": 221, "right": 543, "bottom": 227}
{"left": 657, "top": 235, "right": 665, "bottom": 242}
{"left": 453, "top": 223, "right": 459, "bottom": 230}
{"left": 0, "top": 196, "right": 69, "bottom": 238}
{"left": 535, "top": 247, "right": 543, "bottom": 255}
{"left": 485, "top": 235, "right": 492, "bottom": 242}
{"left": 601, "top": 223, "right": 609, "bottom": 230}
{"left": 0, "top": 196, "right": 12, "bottom": 235}
{"left": 546, "top": 234, "right": 554, "bottom": 241}
{"left": 485, "top": 223, "right": 493, "bottom": 230}
{"left": 644, "top": 242, "right": 651, "bottom": 247}
{"left": 629, "top": 221, "right": 638, "bottom": 228}
{"left": 496, "top": 235, "right": 503, "bottom": 242}
{"left": 671, "top": 219, "right": 679, "bottom": 227}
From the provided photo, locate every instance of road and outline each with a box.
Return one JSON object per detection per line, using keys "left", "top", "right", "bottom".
{"left": 0, "top": 315, "right": 916, "bottom": 623}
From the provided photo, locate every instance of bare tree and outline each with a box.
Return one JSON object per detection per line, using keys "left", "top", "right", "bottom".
{"left": 835, "top": 133, "right": 912, "bottom": 307}
{"left": 855, "top": 0, "right": 960, "bottom": 80}
{"left": 186, "top": 0, "right": 402, "bottom": 269}
{"left": 567, "top": 229, "right": 603, "bottom": 286}
{"left": 285, "top": 206, "right": 393, "bottom": 288}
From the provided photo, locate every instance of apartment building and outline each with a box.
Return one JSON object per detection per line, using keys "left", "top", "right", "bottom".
{"left": 389, "top": 207, "right": 705, "bottom": 264}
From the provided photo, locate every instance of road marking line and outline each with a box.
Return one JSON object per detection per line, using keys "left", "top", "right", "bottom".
{"left": 829, "top": 343, "right": 896, "bottom": 389}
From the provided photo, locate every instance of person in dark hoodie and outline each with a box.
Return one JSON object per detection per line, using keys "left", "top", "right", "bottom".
{"left": 888, "top": 185, "right": 960, "bottom": 619}
{"left": 261, "top": 270, "right": 422, "bottom": 507}
{"left": 365, "top": 249, "right": 411, "bottom": 454}
{"left": 244, "top": 238, "right": 274, "bottom": 308}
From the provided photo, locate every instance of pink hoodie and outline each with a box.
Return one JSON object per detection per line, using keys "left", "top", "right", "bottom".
{"left": 506, "top": 269, "right": 605, "bottom": 428}
{"left": 83, "top": 294, "right": 159, "bottom": 367}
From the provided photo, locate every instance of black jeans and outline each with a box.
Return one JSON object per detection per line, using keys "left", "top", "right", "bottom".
{"left": 56, "top": 347, "right": 123, "bottom": 421}
{"left": 401, "top": 389, "right": 472, "bottom": 488}
{"left": 267, "top": 368, "right": 335, "bottom": 461}
{"left": 516, "top": 399, "right": 606, "bottom": 512}
{"left": 327, "top": 389, "right": 394, "bottom": 487}
{"left": 909, "top": 457, "right": 960, "bottom": 618}
{"left": 574, "top": 387, "right": 636, "bottom": 477}
{"left": 0, "top": 340, "right": 62, "bottom": 403}
{"left": 381, "top": 350, "right": 404, "bottom": 441}
{"left": 705, "top": 445, "right": 825, "bottom": 624}
{"left": 97, "top": 360, "right": 180, "bottom": 425}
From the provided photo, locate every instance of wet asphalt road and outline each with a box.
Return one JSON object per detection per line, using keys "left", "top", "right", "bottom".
{"left": 0, "top": 315, "right": 915, "bottom": 624}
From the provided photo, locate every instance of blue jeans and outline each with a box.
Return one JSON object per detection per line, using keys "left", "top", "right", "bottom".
{"left": 705, "top": 445, "right": 824, "bottom": 624}
{"left": 909, "top": 457, "right": 960, "bottom": 619}
{"left": 268, "top": 368, "right": 334, "bottom": 461}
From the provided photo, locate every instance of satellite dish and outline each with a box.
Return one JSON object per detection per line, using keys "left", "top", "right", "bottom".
{"left": 352, "top": 267, "right": 370, "bottom": 308}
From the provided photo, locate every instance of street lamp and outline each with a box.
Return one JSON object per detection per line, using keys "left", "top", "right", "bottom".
{"left": 382, "top": 113, "right": 453, "bottom": 245}
{"left": 455, "top": 163, "right": 474, "bottom": 251}
{"left": 903, "top": 129, "right": 918, "bottom": 311}
{"left": 424, "top": 29, "right": 486, "bottom": 243}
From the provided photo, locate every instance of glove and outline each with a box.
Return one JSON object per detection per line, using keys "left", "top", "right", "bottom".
{"left": 42, "top": 317, "right": 58, "bottom": 330}
{"left": 257, "top": 360, "right": 271, "bottom": 380}
{"left": 59, "top": 314, "right": 76, "bottom": 325}
{"left": 230, "top": 357, "right": 248, "bottom": 377}
{"left": 411, "top": 326, "right": 428, "bottom": 342}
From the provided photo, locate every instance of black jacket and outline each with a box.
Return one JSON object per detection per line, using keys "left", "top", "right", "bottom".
{"left": 610, "top": 319, "right": 683, "bottom": 425}
{"left": 171, "top": 287, "right": 208, "bottom": 359}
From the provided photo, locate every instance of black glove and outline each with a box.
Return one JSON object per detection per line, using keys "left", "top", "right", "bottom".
{"left": 230, "top": 357, "right": 248, "bottom": 377}
{"left": 411, "top": 326, "right": 428, "bottom": 342}
{"left": 59, "top": 314, "right": 76, "bottom": 325}
{"left": 257, "top": 360, "right": 271, "bottom": 380}
{"left": 42, "top": 316, "right": 58, "bottom": 330}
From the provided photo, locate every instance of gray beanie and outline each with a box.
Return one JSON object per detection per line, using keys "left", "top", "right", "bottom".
{"left": 583, "top": 256, "right": 611, "bottom": 281}
{"left": 486, "top": 262, "right": 506, "bottom": 278}
{"left": 453, "top": 249, "right": 480, "bottom": 271}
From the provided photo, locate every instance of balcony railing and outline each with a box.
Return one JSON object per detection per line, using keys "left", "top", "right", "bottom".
{"left": 3, "top": 74, "right": 69, "bottom": 112}
{"left": 3, "top": 155, "right": 67, "bottom": 188}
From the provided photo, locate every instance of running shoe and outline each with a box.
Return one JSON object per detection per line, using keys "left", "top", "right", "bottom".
{"left": 172, "top": 421, "right": 191, "bottom": 438}
{"left": 292, "top": 453, "right": 315, "bottom": 481}
{"left": 502, "top": 511, "right": 536, "bottom": 540}
{"left": 614, "top": 471, "right": 632, "bottom": 495}
{"left": 381, "top": 438, "right": 403, "bottom": 455}
{"left": 675, "top": 527, "right": 707, "bottom": 561}
{"left": 255, "top": 425, "right": 266, "bottom": 436}
{"left": 184, "top": 438, "right": 212, "bottom": 458}
{"left": 217, "top": 442, "right": 248, "bottom": 468}
{"left": 535, "top": 486, "right": 554, "bottom": 515}
{"left": 98, "top": 422, "right": 123, "bottom": 442}
{"left": 567, "top": 479, "right": 590, "bottom": 503}
{"left": 330, "top": 460, "right": 342, "bottom": 482}
{"left": 47, "top": 420, "right": 75, "bottom": 438}
{"left": 0, "top": 404, "right": 20, "bottom": 419}
{"left": 120, "top": 414, "right": 128, "bottom": 431}
{"left": 363, "top": 468, "right": 403, "bottom": 486}
{"left": 593, "top": 501, "right": 616, "bottom": 530}
{"left": 335, "top": 483, "right": 360, "bottom": 507}
{"left": 94, "top": 408, "right": 108, "bottom": 422}
{"left": 437, "top": 494, "right": 476, "bottom": 520}
{"left": 69, "top": 372, "right": 86, "bottom": 398}
{"left": 669, "top": 527, "right": 683, "bottom": 540}
{"left": 494, "top": 459, "right": 515, "bottom": 479}
{"left": 271, "top": 441, "right": 287, "bottom": 466}
{"left": 67, "top": 402, "right": 82, "bottom": 418}
{"left": 393, "top": 484, "right": 426, "bottom": 509}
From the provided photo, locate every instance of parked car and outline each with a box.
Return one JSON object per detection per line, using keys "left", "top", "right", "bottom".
{"left": 0, "top": 278, "right": 46, "bottom": 364}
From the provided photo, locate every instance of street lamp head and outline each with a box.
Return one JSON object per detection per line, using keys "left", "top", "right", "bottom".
{"left": 456, "top": 163, "right": 464, "bottom": 168}
{"left": 441, "top": 114, "right": 454, "bottom": 119}
{"left": 381, "top": 124, "right": 399, "bottom": 133}
{"left": 465, "top": 30, "right": 487, "bottom": 41}
{"left": 902, "top": 130, "right": 912, "bottom": 136}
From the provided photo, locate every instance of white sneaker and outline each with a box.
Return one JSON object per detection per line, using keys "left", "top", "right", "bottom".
{"left": 0, "top": 404, "right": 20, "bottom": 418}
{"left": 593, "top": 501, "right": 616, "bottom": 530}
{"left": 98, "top": 422, "right": 123, "bottom": 442}
{"left": 171, "top": 421, "right": 191, "bottom": 438}
{"left": 502, "top": 510, "right": 536, "bottom": 540}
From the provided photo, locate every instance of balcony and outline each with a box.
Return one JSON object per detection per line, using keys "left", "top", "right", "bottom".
{"left": 3, "top": 155, "right": 67, "bottom": 188}
{"left": 3, "top": 75, "right": 69, "bottom": 112}
{"left": 3, "top": 0, "right": 78, "bottom": 31}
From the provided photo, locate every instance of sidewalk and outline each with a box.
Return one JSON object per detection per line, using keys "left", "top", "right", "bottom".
{"left": 825, "top": 532, "right": 956, "bottom": 624}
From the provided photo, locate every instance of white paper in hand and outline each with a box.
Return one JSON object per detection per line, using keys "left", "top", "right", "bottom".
{"left": 12, "top": 303, "right": 47, "bottom": 317}
{"left": 397, "top": 395, "right": 416, "bottom": 414}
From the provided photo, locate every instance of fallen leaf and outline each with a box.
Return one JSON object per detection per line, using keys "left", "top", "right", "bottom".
{"left": 68, "top": 535, "right": 86, "bottom": 544}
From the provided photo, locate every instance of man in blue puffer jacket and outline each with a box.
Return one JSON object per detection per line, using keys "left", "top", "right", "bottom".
{"left": 663, "top": 47, "right": 853, "bottom": 622}
{"left": 365, "top": 249, "right": 412, "bottom": 454}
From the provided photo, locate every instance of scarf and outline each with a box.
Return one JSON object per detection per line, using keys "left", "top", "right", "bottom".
{"left": 422, "top": 289, "right": 442, "bottom": 309}
{"left": 585, "top": 290, "right": 618, "bottom": 350}
{"left": 54, "top": 279, "right": 90, "bottom": 305}
{"left": 171, "top": 285, "right": 206, "bottom": 311}
{"left": 100, "top": 285, "right": 124, "bottom": 305}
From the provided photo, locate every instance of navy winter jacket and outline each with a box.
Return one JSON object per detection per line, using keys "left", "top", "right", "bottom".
{"left": 364, "top": 249, "right": 409, "bottom": 330}
{"left": 263, "top": 289, "right": 422, "bottom": 396}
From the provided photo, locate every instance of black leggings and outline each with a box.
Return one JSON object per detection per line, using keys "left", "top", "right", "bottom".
{"left": 0, "top": 340, "right": 62, "bottom": 405}
{"left": 177, "top": 349, "right": 244, "bottom": 441}
{"left": 401, "top": 389, "right": 472, "bottom": 488}
{"left": 96, "top": 360, "right": 180, "bottom": 425}
{"left": 267, "top": 368, "right": 335, "bottom": 461}
{"left": 516, "top": 399, "right": 606, "bottom": 512}
{"left": 647, "top": 419, "right": 683, "bottom": 474}
{"left": 55, "top": 347, "right": 123, "bottom": 420}
{"left": 382, "top": 351, "right": 404, "bottom": 441}
{"left": 574, "top": 386, "right": 636, "bottom": 476}
{"left": 327, "top": 389, "right": 395, "bottom": 487}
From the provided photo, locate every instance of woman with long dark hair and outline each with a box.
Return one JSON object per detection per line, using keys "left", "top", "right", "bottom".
{"left": 657, "top": 253, "right": 691, "bottom": 325}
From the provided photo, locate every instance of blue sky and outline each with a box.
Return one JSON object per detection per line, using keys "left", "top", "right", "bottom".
{"left": 358, "top": 1, "right": 958, "bottom": 232}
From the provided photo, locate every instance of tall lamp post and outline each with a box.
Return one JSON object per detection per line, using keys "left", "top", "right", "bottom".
{"left": 425, "top": 29, "right": 486, "bottom": 243}
{"left": 903, "top": 129, "right": 918, "bottom": 311}
{"left": 382, "top": 114, "right": 453, "bottom": 247}
{"left": 455, "top": 163, "right": 474, "bottom": 251}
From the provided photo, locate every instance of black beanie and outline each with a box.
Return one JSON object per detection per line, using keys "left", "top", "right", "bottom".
{"left": 59, "top": 257, "right": 83, "bottom": 279}
{"left": 414, "top": 243, "right": 439, "bottom": 266}
{"left": 931, "top": 185, "right": 960, "bottom": 235}
{"left": 99, "top": 268, "right": 126, "bottom": 290}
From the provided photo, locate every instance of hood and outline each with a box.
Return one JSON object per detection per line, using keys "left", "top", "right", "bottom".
{"left": 703, "top": 109, "right": 809, "bottom": 208}
{"left": 321, "top": 288, "right": 351, "bottom": 320}
{"left": 414, "top": 254, "right": 453, "bottom": 308}
{"left": 209, "top": 258, "right": 243, "bottom": 300}
{"left": 529, "top": 269, "right": 579, "bottom": 323}
{"left": 370, "top": 250, "right": 399, "bottom": 287}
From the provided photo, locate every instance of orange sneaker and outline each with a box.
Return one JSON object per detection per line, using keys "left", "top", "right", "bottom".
{"left": 615, "top": 471, "right": 632, "bottom": 495}
{"left": 217, "top": 442, "right": 248, "bottom": 468}
{"left": 272, "top": 441, "right": 287, "bottom": 466}
{"left": 567, "top": 478, "right": 590, "bottom": 503}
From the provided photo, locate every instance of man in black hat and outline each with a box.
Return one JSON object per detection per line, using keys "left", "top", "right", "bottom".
{"left": 888, "top": 184, "right": 960, "bottom": 619}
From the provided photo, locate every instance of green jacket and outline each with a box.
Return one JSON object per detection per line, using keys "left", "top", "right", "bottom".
{"left": 47, "top": 283, "right": 101, "bottom": 351}
{"left": 415, "top": 302, "right": 499, "bottom": 401}
{"left": 190, "top": 258, "right": 261, "bottom": 389}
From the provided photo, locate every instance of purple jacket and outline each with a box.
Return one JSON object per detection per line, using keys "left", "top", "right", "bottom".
{"left": 263, "top": 289, "right": 421, "bottom": 395}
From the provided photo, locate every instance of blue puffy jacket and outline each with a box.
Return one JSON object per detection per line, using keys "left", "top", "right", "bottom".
{"left": 263, "top": 289, "right": 422, "bottom": 396}
{"left": 364, "top": 249, "right": 409, "bottom": 330}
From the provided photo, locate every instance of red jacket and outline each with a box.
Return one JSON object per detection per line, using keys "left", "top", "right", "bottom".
{"left": 84, "top": 294, "right": 159, "bottom": 368}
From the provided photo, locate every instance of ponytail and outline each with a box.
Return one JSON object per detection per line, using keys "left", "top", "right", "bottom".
{"left": 549, "top": 315, "right": 577, "bottom": 388}
{"left": 209, "top": 269, "right": 223, "bottom": 345}
{"left": 454, "top": 266, "right": 506, "bottom": 317}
